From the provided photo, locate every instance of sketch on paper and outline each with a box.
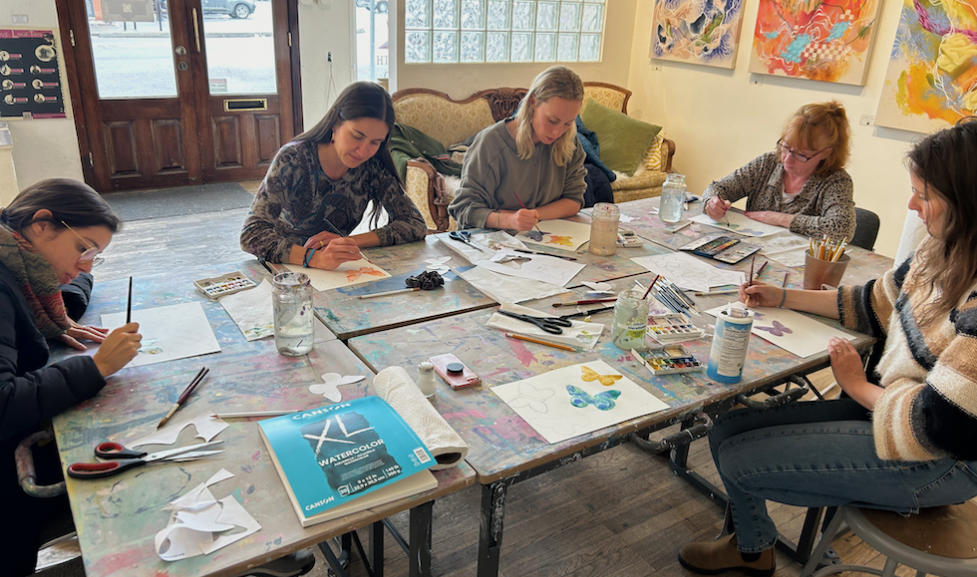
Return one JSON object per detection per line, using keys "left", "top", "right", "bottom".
{"left": 748, "top": 0, "right": 883, "bottom": 85}
{"left": 631, "top": 252, "right": 746, "bottom": 292}
{"left": 691, "top": 211, "right": 787, "bottom": 237}
{"left": 650, "top": 0, "right": 747, "bottom": 69}
{"left": 283, "top": 259, "right": 392, "bottom": 292}
{"left": 102, "top": 302, "right": 221, "bottom": 368}
{"left": 875, "top": 0, "right": 977, "bottom": 133}
{"left": 705, "top": 304, "right": 856, "bottom": 358}
{"left": 491, "top": 360, "right": 670, "bottom": 444}
{"left": 515, "top": 219, "right": 592, "bottom": 251}
{"left": 479, "top": 250, "right": 586, "bottom": 287}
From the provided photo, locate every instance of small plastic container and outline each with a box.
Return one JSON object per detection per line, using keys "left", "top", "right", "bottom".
{"left": 272, "top": 272, "right": 314, "bottom": 357}
{"left": 659, "top": 173, "right": 687, "bottom": 224}
{"left": 589, "top": 203, "right": 619, "bottom": 256}
{"left": 417, "top": 362, "right": 436, "bottom": 399}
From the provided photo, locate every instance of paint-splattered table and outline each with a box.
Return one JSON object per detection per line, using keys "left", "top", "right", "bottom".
{"left": 49, "top": 264, "right": 476, "bottom": 577}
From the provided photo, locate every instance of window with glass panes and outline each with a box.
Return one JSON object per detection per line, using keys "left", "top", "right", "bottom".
{"left": 404, "top": 0, "right": 604, "bottom": 64}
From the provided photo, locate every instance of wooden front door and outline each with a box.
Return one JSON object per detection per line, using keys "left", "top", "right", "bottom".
{"left": 58, "top": 0, "right": 299, "bottom": 192}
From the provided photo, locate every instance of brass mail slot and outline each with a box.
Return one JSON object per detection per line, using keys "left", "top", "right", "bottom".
{"left": 223, "top": 98, "right": 268, "bottom": 112}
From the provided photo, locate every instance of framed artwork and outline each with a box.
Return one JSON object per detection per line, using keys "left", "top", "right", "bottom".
{"left": 649, "top": 0, "right": 747, "bottom": 69}
{"left": 875, "top": 0, "right": 977, "bottom": 133}
{"left": 748, "top": 0, "right": 883, "bottom": 85}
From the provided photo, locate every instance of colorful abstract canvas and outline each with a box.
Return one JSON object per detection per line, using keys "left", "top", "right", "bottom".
{"left": 875, "top": 0, "right": 977, "bottom": 132}
{"left": 649, "top": 0, "right": 747, "bottom": 69}
{"left": 749, "top": 0, "right": 883, "bottom": 85}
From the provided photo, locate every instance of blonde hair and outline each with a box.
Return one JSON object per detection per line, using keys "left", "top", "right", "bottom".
{"left": 513, "top": 66, "right": 584, "bottom": 166}
{"left": 781, "top": 100, "right": 851, "bottom": 176}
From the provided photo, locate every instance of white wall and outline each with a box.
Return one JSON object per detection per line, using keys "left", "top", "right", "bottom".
{"left": 392, "top": 0, "right": 638, "bottom": 97}
{"left": 2, "top": 1, "right": 85, "bottom": 189}
{"left": 297, "top": 0, "right": 354, "bottom": 129}
{"left": 627, "top": 1, "right": 921, "bottom": 258}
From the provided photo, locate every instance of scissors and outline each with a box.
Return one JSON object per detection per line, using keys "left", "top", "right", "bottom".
{"left": 448, "top": 231, "right": 487, "bottom": 252}
{"left": 498, "top": 310, "right": 572, "bottom": 334}
{"left": 67, "top": 440, "right": 224, "bottom": 480}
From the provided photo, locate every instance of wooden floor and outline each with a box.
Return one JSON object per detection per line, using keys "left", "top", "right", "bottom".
{"left": 86, "top": 206, "right": 912, "bottom": 577}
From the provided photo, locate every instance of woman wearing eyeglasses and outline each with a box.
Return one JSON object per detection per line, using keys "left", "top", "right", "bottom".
{"left": 701, "top": 101, "right": 855, "bottom": 240}
{"left": 0, "top": 178, "right": 142, "bottom": 576}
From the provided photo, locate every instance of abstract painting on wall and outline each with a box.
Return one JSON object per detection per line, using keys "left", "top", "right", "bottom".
{"left": 650, "top": 0, "right": 747, "bottom": 69}
{"left": 875, "top": 0, "right": 977, "bottom": 133}
{"left": 748, "top": 0, "right": 883, "bottom": 85}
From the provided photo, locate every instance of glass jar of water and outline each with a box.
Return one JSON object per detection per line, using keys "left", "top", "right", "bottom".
{"left": 659, "top": 173, "right": 687, "bottom": 224}
{"left": 272, "top": 272, "right": 314, "bottom": 356}
{"left": 612, "top": 290, "right": 649, "bottom": 350}
{"left": 589, "top": 202, "right": 619, "bottom": 256}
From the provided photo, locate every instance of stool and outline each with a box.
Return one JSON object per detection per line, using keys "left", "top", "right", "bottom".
{"left": 800, "top": 501, "right": 977, "bottom": 577}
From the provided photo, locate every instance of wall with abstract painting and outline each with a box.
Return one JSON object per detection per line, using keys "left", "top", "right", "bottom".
{"left": 649, "top": 0, "right": 747, "bottom": 69}
{"left": 748, "top": 0, "right": 884, "bottom": 85}
{"left": 875, "top": 0, "right": 977, "bottom": 133}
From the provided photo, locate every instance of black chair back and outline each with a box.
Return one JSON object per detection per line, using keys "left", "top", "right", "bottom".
{"left": 851, "top": 207, "right": 880, "bottom": 251}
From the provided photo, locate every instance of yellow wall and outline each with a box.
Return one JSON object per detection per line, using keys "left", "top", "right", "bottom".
{"left": 626, "top": 1, "right": 920, "bottom": 258}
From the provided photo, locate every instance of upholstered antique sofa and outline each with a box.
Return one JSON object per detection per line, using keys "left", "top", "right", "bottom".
{"left": 391, "top": 82, "right": 675, "bottom": 232}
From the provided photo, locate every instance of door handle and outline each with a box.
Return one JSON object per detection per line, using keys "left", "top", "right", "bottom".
{"left": 192, "top": 8, "right": 201, "bottom": 53}
{"left": 175, "top": 46, "right": 187, "bottom": 56}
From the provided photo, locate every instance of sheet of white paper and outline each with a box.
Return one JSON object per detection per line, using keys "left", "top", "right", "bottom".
{"left": 129, "top": 413, "right": 228, "bottom": 448}
{"left": 218, "top": 279, "right": 274, "bottom": 341}
{"left": 167, "top": 469, "right": 235, "bottom": 510}
{"left": 283, "top": 258, "right": 392, "bottom": 292}
{"left": 439, "top": 230, "right": 529, "bottom": 264}
{"left": 753, "top": 231, "right": 811, "bottom": 268}
{"left": 175, "top": 501, "right": 236, "bottom": 532}
{"left": 631, "top": 252, "right": 745, "bottom": 292}
{"left": 479, "top": 250, "right": 585, "bottom": 287}
{"left": 704, "top": 305, "right": 856, "bottom": 358}
{"left": 457, "top": 265, "right": 569, "bottom": 303}
{"left": 491, "top": 360, "right": 670, "bottom": 444}
{"left": 691, "top": 211, "right": 788, "bottom": 237}
{"left": 514, "top": 219, "right": 592, "bottom": 251}
{"left": 102, "top": 302, "right": 221, "bottom": 368}
{"left": 487, "top": 302, "right": 604, "bottom": 349}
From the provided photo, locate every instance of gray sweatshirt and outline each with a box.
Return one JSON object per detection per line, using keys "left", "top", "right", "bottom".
{"left": 448, "top": 120, "right": 587, "bottom": 229}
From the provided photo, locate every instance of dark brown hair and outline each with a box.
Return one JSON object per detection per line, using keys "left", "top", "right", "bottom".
{"left": 1, "top": 178, "right": 120, "bottom": 233}
{"left": 781, "top": 100, "right": 851, "bottom": 176}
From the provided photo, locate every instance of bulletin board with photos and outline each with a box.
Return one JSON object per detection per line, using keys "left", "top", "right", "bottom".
{"left": 0, "top": 29, "right": 66, "bottom": 120}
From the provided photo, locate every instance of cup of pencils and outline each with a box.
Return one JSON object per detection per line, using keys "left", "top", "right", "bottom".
{"left": 803, "top": 236, "right": 850, "bottom": 290}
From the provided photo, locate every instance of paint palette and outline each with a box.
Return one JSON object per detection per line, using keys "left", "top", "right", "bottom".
{"left": 193, "top": 271, "right": 257, "bottom": 300}
{"left": 647, "top": 313, "right": 705, "bottom": 344}
{"left": 631, "top": 345, "right": 705, "bottom": 376}
{"left": 680, "top": 232, "right": 761, "bottom": 264}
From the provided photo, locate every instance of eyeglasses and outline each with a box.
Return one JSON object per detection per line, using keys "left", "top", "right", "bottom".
{"left": 776, "top": 139, "right": 828, "bottom": 163}
{"left": 61, "top": 220, "right": 100, "bottom": 263}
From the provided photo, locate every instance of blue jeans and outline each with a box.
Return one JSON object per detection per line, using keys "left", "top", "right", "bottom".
{"left": 709, "top": 399, "right": 977, "bottom": 552}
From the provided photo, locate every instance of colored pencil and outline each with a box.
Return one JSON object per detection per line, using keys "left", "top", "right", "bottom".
{"left": 214, "top": 410, "right": 296, "bottom": 419}
{"left": 504, "top": 333, "right": 577, "bottom": 352}
{"left": 510, "top": 190, "right": 544, "bottom": 234}
{"left": 125, "top": 276, "right": 132, "bottom": 324}
{"left": 157, "top": 367, "right": 209, "bottom": 429}
{"left": 358, "top": 287, "right": 421, "bottom": 299}
{"left": 831, "top": 239, "right": 848, "bottom": 262}
{"left": 695, "top": 289, "right": 740, "bottom": 296}
{"left": 552, "top": 298, "right": 618, "bottom": 307}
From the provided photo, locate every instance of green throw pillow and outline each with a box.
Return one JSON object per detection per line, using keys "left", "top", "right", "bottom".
{"left": 578, "top": 98, "right": 662, "bottom": 176}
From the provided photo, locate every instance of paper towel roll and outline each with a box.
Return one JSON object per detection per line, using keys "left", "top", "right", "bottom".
{"left": 373, "top": 366, "right": 469, "bottom": 470}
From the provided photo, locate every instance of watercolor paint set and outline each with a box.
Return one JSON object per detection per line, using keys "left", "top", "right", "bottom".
{"left": 193, "top": 271, "right": 257, "bottom": 300}
{"left": 680, "top": 232, "right": 761, "bottom": 264}
{"left": 631, "top": 345, "right": 706, "bottom": 376}
{"left": 647, "top": 313, "right": 705, "bottom": 343}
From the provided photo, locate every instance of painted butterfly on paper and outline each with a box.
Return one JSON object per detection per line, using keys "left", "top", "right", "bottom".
{"left": 522, "top": 230, "right": 550, "bottom": 242}
{"left": 547, "top": 235, "right": 573, "bottom": 247}
{"left": 566, "top": 385, "right": 621, "bottom": 411}
{"left": 346, "top": 267, "right": 387, "bottom": 282}
{"left": 580, "top": 366, "right": 623, "bottom": 386}
{"left": 756, "top": 320, "right": 793, "bottom": 337}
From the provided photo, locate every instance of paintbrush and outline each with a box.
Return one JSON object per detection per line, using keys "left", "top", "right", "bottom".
{"left": 752, "top": 260, "right": 769, "bottom": 282}
{"left": 126, "top": 276, "right": 132, "bottom": 324}
{"left": 510, "top": 190, "right": 544, "bottom": 234}
{"left": 157, "top": 367, "right": 209, "bottom": 429}
{"left": 745, "top": 255, "right": 755, "bottom": 309}
{"left": 641, "top": 275, "right": 661, "bottom": 300}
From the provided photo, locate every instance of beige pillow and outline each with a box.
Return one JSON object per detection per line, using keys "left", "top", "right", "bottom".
{"left": 641, "top": 128, "right": 667, "bottom": 172}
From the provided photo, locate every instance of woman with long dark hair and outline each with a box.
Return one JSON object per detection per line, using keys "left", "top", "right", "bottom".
{"left": 678, "top": 120, "right": 977, "bottom": 576}
{"left": 241, "top": 81, "right": 426, "bottom": 270}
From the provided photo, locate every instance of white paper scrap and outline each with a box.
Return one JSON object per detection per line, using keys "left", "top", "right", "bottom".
{"left": 457, "top": 265, "right": 569, "bottom": 303}
{"left": 309, "top": 373, "right": 366, "bottom": 402}
{"left": 129, "top": 413, "right": 228, "bottom": 448}
{"left": 631, "top": 253, "right": 745, "bottom": 292}
{"left": 218, "top": 279, "right": 274, "bottom": 341}
{"left": 479, "top": 250, "right": 585, "bottom": 287}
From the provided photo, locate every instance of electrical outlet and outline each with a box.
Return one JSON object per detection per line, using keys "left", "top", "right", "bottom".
{"left": 12, "top": 15, "right": 28, "bottom": 23}
{"left": 750, "top": 74, "right": 763, "bottom": 86}
{"left": 859, "top": 114, "right": 874, "bottom": 126}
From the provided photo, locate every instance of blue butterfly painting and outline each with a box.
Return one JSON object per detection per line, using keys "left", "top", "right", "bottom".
{"left": 522, "top": 230, "right": 550, "bottom": 242}
{"left": 756, "top": 320, "right": 793, "bottom": 337}
{"left": 566, "top": 385, "right": 621, "bottom": 411}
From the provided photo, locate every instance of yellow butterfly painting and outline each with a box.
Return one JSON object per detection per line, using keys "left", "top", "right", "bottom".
{"left": 581, "top": 366, "right": 623, "bottom": 386}
{"left": 547, "top": 235, "right": 574, "bottom": 247}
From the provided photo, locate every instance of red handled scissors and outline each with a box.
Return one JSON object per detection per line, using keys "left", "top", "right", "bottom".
{"left": 67, "top": 440, "right": 224, "bottom": 480}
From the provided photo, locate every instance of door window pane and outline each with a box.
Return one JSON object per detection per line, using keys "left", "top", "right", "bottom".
{"left": 202, "top": 1, "right": 277, "bottom": 94}
{"left": 89, "top": 4, "right": 177, "bottom": 98}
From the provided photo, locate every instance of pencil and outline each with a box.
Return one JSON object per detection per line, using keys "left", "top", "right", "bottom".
{"left": 641, "top": 275, "right": 661, "bottom": 300}
{"left": 695, "top": 289, "right": 740, "bottom": 296}
{"left": 668, "top": 221, "right": 691, "bottom": 233}
{"left": 215, "top": 410, "right": 296, "bottom": 419}
{"left": 126, "top": 276, "right": 132, "bottom": 324}
{"left": 510, "top": 190, "right": 544, "bottom": 234}
{"left": 552, "top": 298, "right": 618, "bottom": 307}
{"left": 782, "top": 272, "right": 789, "bottom": 287}
{"left": 831, "top": 239, "right": 848, "bottom": 262}
{"left": 358, "top": 287, "right": 421, "bottom": 299}
{"left": 504, "top": 332, "right": 577, "bottom": 352}
{"left": 157, "top": 367, "right": 209, "bottom": 429}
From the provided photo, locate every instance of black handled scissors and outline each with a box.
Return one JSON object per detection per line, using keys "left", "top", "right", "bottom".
{"left": 448, "top": 231, "right": 487, "bottom": 252}
{"left": 67, "top": 440, "right": 224, "bottom": 480}
{"left": 498, "top": 310, "right": 572, "bottom": 334}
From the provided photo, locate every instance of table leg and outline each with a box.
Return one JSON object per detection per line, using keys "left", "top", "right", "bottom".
{"left": 370, "top": 520, "right": 385, "bottom": 577}
{"left": 409, "top": 501, "right": 434, "bottom": 577}
{"left": 477, "top": 478, "right": 513, "bottom": 577}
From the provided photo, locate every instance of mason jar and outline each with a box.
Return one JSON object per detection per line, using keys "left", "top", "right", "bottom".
{"left": 272, "top": 272, "right": 314, "bottom": 356}
{"left": 611, "top": 289, "right": 650, "bottom": 350}
{"left": 589, "top": 202, "right": 620, "bottom": 256}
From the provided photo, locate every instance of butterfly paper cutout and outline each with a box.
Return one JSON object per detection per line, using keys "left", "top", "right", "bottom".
{"left": 566, "top": 385, "right": 621, "bottom": 411}
{"left": 346, "top": 267, "right": 387, "bottom": 282}
{"left": 756, "top": 320, "right": 793, "bottom": 337}
{"left": 581, "top": 366, "right": 623, "bottom": 386}
{"left": 309, "top": 374, "right": 366, "bottom": 402}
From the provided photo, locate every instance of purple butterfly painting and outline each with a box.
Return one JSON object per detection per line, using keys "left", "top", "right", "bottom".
{"left": 756, "top": 320, "right": 793, "bottom": 337}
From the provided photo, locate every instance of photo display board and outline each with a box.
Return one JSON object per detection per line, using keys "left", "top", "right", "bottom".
{"left": 0, "top": 29, "right": 66, "bottom": 119}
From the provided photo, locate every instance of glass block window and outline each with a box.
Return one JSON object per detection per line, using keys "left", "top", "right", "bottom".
{"left": 405, "top": 0, "right": 604, "bottom": 63}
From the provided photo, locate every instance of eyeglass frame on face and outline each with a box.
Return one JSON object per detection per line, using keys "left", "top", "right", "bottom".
{"left": 776, "top": 138, "right": 830, "bottom": 163}
{"left": 60, "top": 220, "right": 101, "bottom": 263}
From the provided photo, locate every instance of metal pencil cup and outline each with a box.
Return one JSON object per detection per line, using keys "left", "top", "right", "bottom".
{"left": 803, "top": 252, "right": 850, "bottom": 290}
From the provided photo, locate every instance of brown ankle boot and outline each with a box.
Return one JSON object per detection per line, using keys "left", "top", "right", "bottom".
{"left": 678, "top": 534, "right": 775, "bottom": 577}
